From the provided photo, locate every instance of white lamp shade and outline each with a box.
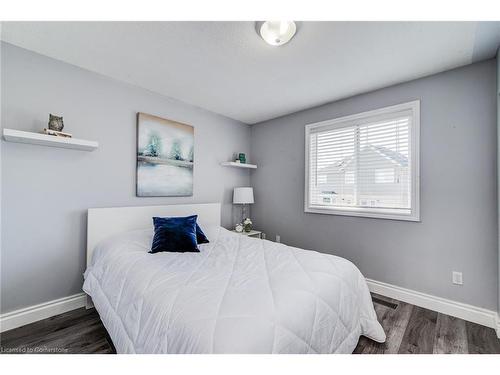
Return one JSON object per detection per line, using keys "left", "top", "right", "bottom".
{"left": 233, "top": 187, "right": 254, "bottom": 204}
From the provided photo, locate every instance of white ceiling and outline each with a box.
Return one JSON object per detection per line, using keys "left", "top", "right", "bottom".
{"left": 1, "top": 22, "right": 499, "bottom": 124}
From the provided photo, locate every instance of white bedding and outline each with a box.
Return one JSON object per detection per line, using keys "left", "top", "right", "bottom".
{"left": 83, "top": 227, "right": 385, "bottom": 353}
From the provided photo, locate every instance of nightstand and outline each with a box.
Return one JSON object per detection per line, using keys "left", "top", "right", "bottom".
{"left": 231, "top": 230, "right": 263, "bottom": 239}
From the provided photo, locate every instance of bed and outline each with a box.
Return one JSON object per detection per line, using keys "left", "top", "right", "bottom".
{"left": 83, "top": 203, "right": 385, "bottom": 353}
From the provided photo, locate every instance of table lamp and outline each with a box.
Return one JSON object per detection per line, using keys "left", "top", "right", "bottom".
{"left": 233, "top": 187, "right": 254, "bottom": 224}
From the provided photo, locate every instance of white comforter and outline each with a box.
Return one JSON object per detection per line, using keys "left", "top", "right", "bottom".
{"left": 83, "top": 227, "right": 385, "bottom": 353}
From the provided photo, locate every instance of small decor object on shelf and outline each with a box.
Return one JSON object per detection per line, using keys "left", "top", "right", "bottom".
{"left": 238, "top": 153, "right": 246, "bottom": 163}
{"left": 43, "top": 128, "right": 73, "bottom": 138}
{"left": 243, "top": 218, "right": 253, "bottom": 233}
{"left": 235, "top": 223, "right": 244, "bottom": 233}
{"left": 48, "top": 114, "right": 64, "bottom": 132}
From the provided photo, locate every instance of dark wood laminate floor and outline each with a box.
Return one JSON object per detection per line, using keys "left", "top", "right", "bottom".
{"left": 0, "top": 308, "right": 115, "bottom": 354}
{"left": 354, "top": 294, "right": 500, "bottom": 354}
{"left": 1, "top": 293, "right": 499, "bottom": 354}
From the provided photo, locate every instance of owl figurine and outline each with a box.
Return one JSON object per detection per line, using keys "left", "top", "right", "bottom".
{"left": 48, "top": 114, "right": 64, "bottom": 132}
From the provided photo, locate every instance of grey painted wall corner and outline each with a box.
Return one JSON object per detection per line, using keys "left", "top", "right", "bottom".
{"left": 497, "top": 47, "right": 500, "bottom": 314}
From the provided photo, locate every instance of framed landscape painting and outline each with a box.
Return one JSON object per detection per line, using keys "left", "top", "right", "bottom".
{"left": 136, "top": 113, "right": 194, "bottom": 197}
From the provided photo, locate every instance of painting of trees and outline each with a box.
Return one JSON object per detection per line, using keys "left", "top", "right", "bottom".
{"left": 146, "top": 132, "right": 162, "bottom": 157}
{"left": 169, "top": 139, "right": 183, "bottom": 160}
{"left": 188, "top": 145, "right": 194, "bottom": 162}
{"left": 137, "top": 112, "right": 194, "bottom": 197}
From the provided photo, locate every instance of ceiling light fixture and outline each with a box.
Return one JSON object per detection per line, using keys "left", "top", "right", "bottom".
{"left": 258, "top": 21, "right": 297, "bottom": 46}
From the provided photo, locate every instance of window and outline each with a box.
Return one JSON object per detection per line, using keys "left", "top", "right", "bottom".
{"left": 305, "top": 101, "right": 420, "bottom": 221}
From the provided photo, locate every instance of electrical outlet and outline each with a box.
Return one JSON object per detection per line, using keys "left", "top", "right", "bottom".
{"left": 452, "top": 271, "right": 463, "bottom": 285}
{"left": 275, "top": 234, "right": 281, "bottom": 243}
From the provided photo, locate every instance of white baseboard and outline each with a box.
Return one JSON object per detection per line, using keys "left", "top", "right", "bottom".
{"left": 0, "top": 293, "right": 86, "bottom": 333}
{"left": 367, "top": 278, "right": 499, "bottom": 337}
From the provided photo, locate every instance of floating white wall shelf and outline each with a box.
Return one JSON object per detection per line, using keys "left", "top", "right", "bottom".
{"left": 2, "top": 129, "right": 98, "bottom": 151}
{"left": 220, "top": 161, "right": 257, "bottom": 169}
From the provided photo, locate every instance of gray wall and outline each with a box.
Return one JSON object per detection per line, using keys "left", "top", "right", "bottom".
{"left": 497, "top": 48, "right": 500, "bottom": 313}
{"left": 250, "top": 59, "right": 498, "bottom": 310}
{"left": 0, "top": 43, "right": 251, "bottom": 313}
{"left": 0, "top": 31, "right": 3, "bottom": 311}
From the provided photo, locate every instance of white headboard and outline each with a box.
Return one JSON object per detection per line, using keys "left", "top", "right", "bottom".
{"left": 87, "top": 202, "right": 221, "bottom": 267}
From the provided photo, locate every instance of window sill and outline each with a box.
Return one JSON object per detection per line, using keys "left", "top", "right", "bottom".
{"left": 305, "top": 205, "right": 420, "bottom": 222}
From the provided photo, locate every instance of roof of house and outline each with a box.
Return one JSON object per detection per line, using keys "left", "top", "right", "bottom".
{"left": 320, "top": 144, "right": 408, "bottom": 172}
{"left": 371, "top": 145, "right": 408, "bottom": 167}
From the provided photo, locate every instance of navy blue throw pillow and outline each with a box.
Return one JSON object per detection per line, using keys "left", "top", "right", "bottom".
{"left": 150, "top": 215, "right": 199, "bottom": 254}
{"left": 195, "top": 223, "right": 210, "bottom": 244}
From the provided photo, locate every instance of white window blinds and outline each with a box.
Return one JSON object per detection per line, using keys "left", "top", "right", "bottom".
{"left": 305, "top": 101, "right": 419, "bottom": 221}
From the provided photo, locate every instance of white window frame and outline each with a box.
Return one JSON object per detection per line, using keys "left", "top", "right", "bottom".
{"left": 304, "top": 100, "right": 420, "bottom": 221}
